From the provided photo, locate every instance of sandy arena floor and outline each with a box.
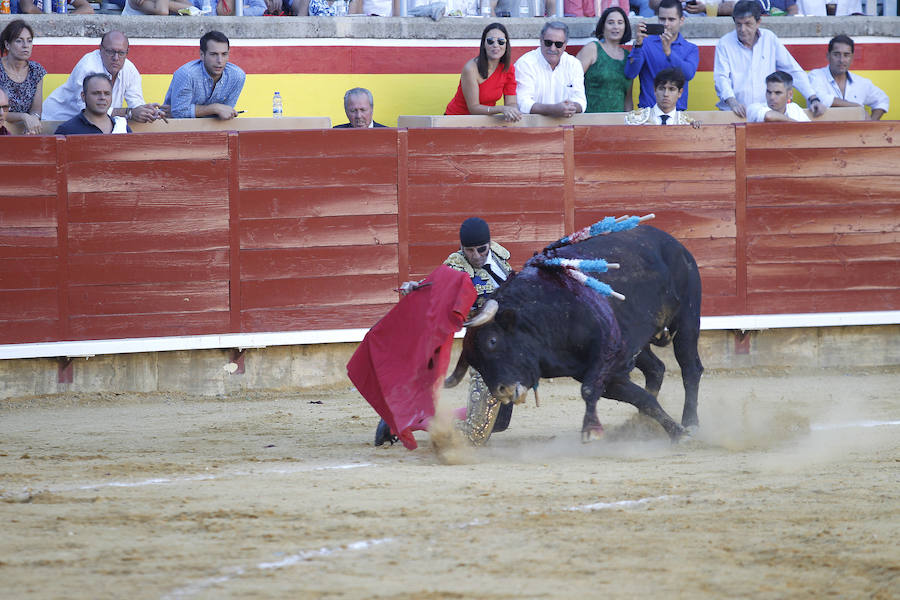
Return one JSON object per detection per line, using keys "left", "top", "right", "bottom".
{"left": 1, "top": 368, "right": 898, "bottom": 599}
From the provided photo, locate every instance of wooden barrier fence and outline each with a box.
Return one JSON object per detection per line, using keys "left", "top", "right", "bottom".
{"left": 1, "top": 121, "right": 898, "bottom": 347}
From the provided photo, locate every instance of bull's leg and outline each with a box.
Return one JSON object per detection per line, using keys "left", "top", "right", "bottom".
{"left": 580, "top": 393, "right": 603, "bottom": 443}
{"left": 492, "top": 402, "right": 514, "bottom": 432}
{"left": 456, "top": 369, "right": 502, "bottom": 446}
{"left": 634, "top": 345, "right": 665, "bottom": 398}
{"left": 671, "top": 322, "right": 703, "bottom": 429}
{"left": 604, "top": 377, "right": 686, "bottom": 442}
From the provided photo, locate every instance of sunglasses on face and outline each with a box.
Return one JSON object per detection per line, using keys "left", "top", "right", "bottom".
{"left": 542, "top": 39, "right": 565, "bottom": 49}
{"left": 485, "top": 37, "right": 506, "bottom": 46}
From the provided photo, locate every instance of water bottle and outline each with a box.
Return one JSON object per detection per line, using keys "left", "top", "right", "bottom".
{"left": 518, "top": 0, "right": 529, "bottom": 16}
{"left": 272, "top": 91, "right": 283, "bottom": 118}
{"left": 200, "top": 0, "right": 212, "bottom": 15}
{"left": 480, "top": 0, "right": 490, "bottom": 16}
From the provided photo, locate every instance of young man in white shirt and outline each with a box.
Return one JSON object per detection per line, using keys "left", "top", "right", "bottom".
{"left": 808, "top": 35, "right": 889, "bottom": 121}
{"left": 625, "top": 67, "right": 700, "bottom": 126}
{"left": 514, "top": 21, "right": 587, "bottom": 118}
{"left": 746, "top": 70, "right": 810, "bottom": 123}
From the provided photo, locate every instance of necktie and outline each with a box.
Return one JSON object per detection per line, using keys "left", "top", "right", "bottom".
{"left": 659, "top": 114, "right": 670, "bottom": 125}
{"left": 483, "top": 263, "right": 504, "bottom": 286}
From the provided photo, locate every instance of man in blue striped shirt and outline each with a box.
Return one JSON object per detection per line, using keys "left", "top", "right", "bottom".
{"left": 164, "top": 31, "right": 245, "bottom": 120}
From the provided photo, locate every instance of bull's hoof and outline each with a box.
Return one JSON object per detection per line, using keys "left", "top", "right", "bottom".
{"left": 374, "top": 419, "right": 398, "bottom": 447}
{"left": 581, "top": 424, "right": 604, "bottom": 443}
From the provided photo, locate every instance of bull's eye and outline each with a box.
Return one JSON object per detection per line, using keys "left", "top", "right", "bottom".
{"left": 487, "top": 336, "right": 498, "bottom": 350}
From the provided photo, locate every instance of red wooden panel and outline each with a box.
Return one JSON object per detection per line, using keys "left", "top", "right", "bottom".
{"left": 681, "top": 238, "right": 737, "bottom": 269}
{"left": 746, "top": 232, "right": 900, "bottom": 263}
{"left": 407, "top": 128, "right": 564, "bottom": 156}
{"left": 0, "top": 137, "right": 57, "bottom": 164}
{"left": 238, "top": 129, "right": 397, "bottom": 160}
{"left": 239, "top": 155, "right": 397, "bottom": 189}
{"left": 697, "top": 266, "right": 737, "bottom": 297}
{"left": 702, "top": 295, "right": 743, "bottom": 316}
{"left": 575, "top": 208, "right": 735, "bottom": 240}
{"left": 68, "top": 249, "right": 230, "bottom": 285}
{"left": 576, "top": 152, "right": 735, "bottom": 183}
{"left": 241, "top": 245, "right": 398, "bottom": 281}
{"left": 747, "top": 289, "right": 900, "bottom": 315}
{"left": 0, "top": 319, "right": 60, "bottom": 344}
{"left": 240, "top": 214, "right": 398, "bottom": 249}
{"left": 744, "top": 121, "right": 899, "bottom": 150}
{"left": 408, "top": 155, "right": 564, "bottom": 185}
{"left": 575, "top": 180, "right": 735, "bottom": 208}
{"left": 242, "top": 274, "right": 397, "bottom": 310}
{"left": 746, "top": 205, "right": 900, "bottom": 236}
{"left": 0, "top": 227, "right": 58, "bottom": 256}
{"left": 69, "top": 311, "right": 231, "bottom": 340}
{"left": 748, "top": 261, "right": 900, "bottom": 293}
{"left": 0, "top": 164, "right": 58, "bottom": 196}
{"left": 0, "top": 195, "right": 56, "bottom": 227}
{"left": 0, "top": 289, "right": 58, "bottom": 320}
{"left": 68, "top": 190, "right": 229, "bottom": 223}
{"left": 64, "top": 131, "right": 230, "bottom": 161}
{"left": 408, "top": 213, "right": 565, "bottom": 247}
{"left": 239, "top": 185, "right": 397, "bottom": 219}
{"left": 68, "top": 282, "right": 230, "bottom": 316}
{"left": 409, "top": 184, "right": 563, "bottom": 215}
{"left": 573, "top": 124, "right": 735, "bottom": 153}
{"left": 66, "top": 159, "right": 231, "bottom": 194}
{"left": 0, "top": 257, "right": 58, "bottom": 289}
{"left": 241, "top": 303, "right": 396, "bottom": 332}
{"left": 747, "top": 175, "right": 900, "bottom": 208}
{"left": 746, "top": 147, "right": 900, "bottom": 179}
{"left": 68, "top": 219, "right": 229, "bottom": 255}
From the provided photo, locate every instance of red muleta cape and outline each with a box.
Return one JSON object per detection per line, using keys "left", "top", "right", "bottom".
{"left": 347, "top": 265, "right": 476, "bottom": 450}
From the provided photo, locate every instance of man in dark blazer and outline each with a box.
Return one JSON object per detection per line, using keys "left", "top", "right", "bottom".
{"left": 334, "top": 87, "right": 387, "bottom": 128}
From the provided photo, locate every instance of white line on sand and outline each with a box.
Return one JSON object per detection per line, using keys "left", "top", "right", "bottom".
{"left": 565, "top": 495, "right": 677, "bottom": 512}
{"left": 811, "top": 420, "right": 900, "bottom": 431}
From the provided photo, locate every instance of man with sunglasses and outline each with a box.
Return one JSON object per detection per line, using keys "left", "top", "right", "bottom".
{"left": 515, "top": 21, "right": 587, "bottom": 118}
{"left": 42, "top": 31, "right": 166, "bottom": 124}
{"left": 374, "top": 217, "right": 514, "bottom": 447}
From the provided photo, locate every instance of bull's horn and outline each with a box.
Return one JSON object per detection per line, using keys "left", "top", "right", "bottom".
{"left": 463, "top": 299, "right": 498, "bottom": 328}
{"left": 444, "top": 353, "right": 469, "bottom": 388}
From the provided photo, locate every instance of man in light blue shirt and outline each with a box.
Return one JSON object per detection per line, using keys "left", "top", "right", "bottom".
{"left": 164, "top": 31, "right": 245, "bottom": 120}
{"left": 713, "top": 0, "right": 825, "bottom": 119}
{"left": 625, "top": 0, "right": 699, "bottom": 111}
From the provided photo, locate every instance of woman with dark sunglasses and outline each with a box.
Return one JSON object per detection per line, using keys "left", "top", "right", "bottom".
{"left": 445, "top": 22, "right": 522, "bottom": 122}
{"left": 576, "top": 6, "right": 635, "bottom": 112}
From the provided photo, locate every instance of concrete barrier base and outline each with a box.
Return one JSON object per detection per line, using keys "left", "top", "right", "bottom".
{"left": 2, "top": 325, "right": 899, "bottom": 401}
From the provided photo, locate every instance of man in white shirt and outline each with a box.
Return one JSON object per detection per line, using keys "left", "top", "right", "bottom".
{"left": 514, "top": 21, "right": 587, "bottom": 118}
{"left": 42, "top": 31, "right": 166, "bottom": 124}
{"left": 713, "top": 0, "right": 825, "bottom": 119}
{"left": 746, "top": 71, "right": 810, "bottom": 123}
{"left": 809, "top": 35, "right": 889, "bottom": 121}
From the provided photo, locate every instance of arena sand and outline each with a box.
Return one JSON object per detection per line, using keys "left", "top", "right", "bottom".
{"left": 1, "top": 368, "right": 898, "bottom": 599}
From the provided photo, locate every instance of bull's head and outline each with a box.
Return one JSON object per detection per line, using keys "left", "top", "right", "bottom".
{"left": 444, "top": 299, "right": 540, "bottom": 406}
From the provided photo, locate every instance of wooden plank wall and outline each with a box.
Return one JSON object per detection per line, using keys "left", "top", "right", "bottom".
{"left": 1, "top": 122, "right": 898, "bottom": 348}
{"left": 744, "top": 121, "right": 900, "bottom": 314}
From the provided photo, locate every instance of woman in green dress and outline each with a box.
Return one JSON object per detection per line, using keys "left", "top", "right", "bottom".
{"left": 577, "top": 6, "right": 634, "bottom": 113}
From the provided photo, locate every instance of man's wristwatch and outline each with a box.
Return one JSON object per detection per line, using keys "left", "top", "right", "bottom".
{"left": 125, "top": 107, "right": 133, "bottom": 120}
{"left": 808, "top": 96, "right": 820, "bottom": 105}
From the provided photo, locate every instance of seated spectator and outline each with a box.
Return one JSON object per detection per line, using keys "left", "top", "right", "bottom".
{"left": 0, "top": 87, "right": 10, "bottom": 136}
{"left": 121, "top": 0, "right": 196, "bottom": 15}
{"left": 349, "top": 0, "right": 402, "bottom": 15}
{"left": 297, "top": 0, "right": 342, "bottom": 14}
{"left": 164, "top": 31, "right": 245, "bottom": 120}
{"left": 334, "top": 87, "right": 386, "bottom": 128}
{"left": 679, "top": 0, "right": 797, "bottom": 16}
{"left": 625, "top": 67, "right": 700, "bottom": 126}
{"left": 212, "top": 0, "right": 267, "bottom": 15}
{"left": 515, "top": 21, "right": 586, "bottom": 118}
{"left": 809, "top": 35, "right": 889, "bottom": 121}
{"left": 15, "top": 0, "right": 94, "bottom": 13}
{"left": 714, "top": 0, "right": 824, "bottom": 118}
{"left": 0, "top": 19, "right": 45, "bottom": 135}
{"left": 55, "top": 74, "right": 131, "bottom": 135}
{"left": 43, "top": 32, "right": 167, "bottom": 124}
{"left": 746, "top": 70, "right": 810, "bottom": 123}
{"left": 577, "top": 7, "right": 633, "bottom": 113}
{"left": 445, "top": 22, "right": 521, "bottom": 122}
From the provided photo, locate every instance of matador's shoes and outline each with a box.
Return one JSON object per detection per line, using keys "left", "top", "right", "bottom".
{"left": 374, "top": 418, "right": 399, "bottom": 446}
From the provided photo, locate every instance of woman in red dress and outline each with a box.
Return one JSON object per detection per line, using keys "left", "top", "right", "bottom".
{"left": 445, "top": 22, "right": 522, "bottom": 122}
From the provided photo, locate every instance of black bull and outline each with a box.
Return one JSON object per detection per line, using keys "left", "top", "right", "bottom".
{"left": 445, "top": 225, "right": 703, "bottom": 442}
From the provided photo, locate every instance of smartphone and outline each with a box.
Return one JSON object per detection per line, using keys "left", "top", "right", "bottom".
{"left": 644, "top": 23, "right": 666, "bottom": 35}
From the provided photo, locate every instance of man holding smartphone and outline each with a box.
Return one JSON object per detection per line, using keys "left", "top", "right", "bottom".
{"left": 625, "top": 0, "right": 699, "bottom": 111}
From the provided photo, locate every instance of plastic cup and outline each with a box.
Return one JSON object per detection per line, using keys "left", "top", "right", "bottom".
{"left": 825, "top": 2, "right": 836, "bottom": 14}
{"left": 705, "top": 0, "right": 718, "bottom": 16}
